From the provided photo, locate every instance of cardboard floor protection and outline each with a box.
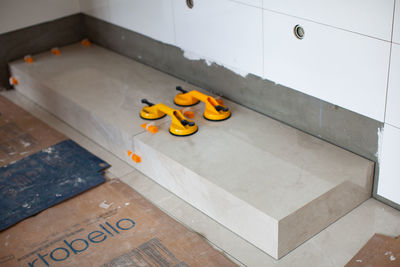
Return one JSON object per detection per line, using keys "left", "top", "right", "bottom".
{"left": 0, "top": 139, "right": 109, "bottom": 231}
{"left": 346, "top": 233, "right": 400, "bottom": 266}
{"left": 0, "top": 179, "right": 235, "bottom": 266}
{"left": 0, "top": 95, "right": 66, "bottom": 166}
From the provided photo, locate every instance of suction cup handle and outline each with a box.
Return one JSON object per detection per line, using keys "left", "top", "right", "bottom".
{"left": 176, "top": 86, "right": 188, "bottom": 94}
{"left": 181, "top": 120, "right": 195, "bottom": 127}
{"left": 215, "top": 105, "right": 229, "bottom": 112}
{"left": 141, "top": 99, "right": 154, "bottom": 107}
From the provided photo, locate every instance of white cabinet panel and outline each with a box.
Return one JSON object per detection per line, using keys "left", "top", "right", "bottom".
{"left": 0, "top": 0, "right": 80, "bottom": 34}
{"left": 173, "top": 0, "right": 263, "bottom": 77}
{"left": 79, "top": 0, "right": 110, "bottom": 21}
{"left": 394, "top": 0, "right": 400, "bottom": 44}
{"left": 263, "top": 11, "right": 390, "bottom": 121}
{"left": 108, "top": 0, "right": 175, "bottom": 45}
{"left": 263, "top": 0, "right": 394, "bottom": 41}
{"left": 386, "top": 44, "right": 400, "bottom": 127}
{"left": 378, "top": 124, "right": 400, "bottom": 205}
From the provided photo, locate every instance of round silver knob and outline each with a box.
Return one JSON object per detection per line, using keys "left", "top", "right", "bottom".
{"left": 294, "top": 25, "right": 305, "bottom": 40}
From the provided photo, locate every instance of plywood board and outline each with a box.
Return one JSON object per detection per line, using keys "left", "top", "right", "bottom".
{"left": 346, "top": 233, "right": 400, "bottom": 266}
{"left": 0, "top": 95, "right": 66, "bottom": 166}
{"left": 0, "top": 179, "right": 235, "bottom": 266}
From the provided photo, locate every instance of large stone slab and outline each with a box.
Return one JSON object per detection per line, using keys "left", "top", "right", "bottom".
{"left": 9, "top": 43, "right": 374, "bottom": 259}
{"left": 133, "top": 100, "right": 374, "bottom": 258}
{"left": 9, "top": 43, "right": 202, "bottom": 160}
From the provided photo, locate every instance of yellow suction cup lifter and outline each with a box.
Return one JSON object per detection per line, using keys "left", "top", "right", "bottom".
{"left": 174, "top": 86, "right": 231, "bottom": 121}
{"left": 140, "top": 99, "right": 198, "bottom": 136}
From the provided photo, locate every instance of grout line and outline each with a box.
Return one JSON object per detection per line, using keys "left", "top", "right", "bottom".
{"left": 383, "top": 0, "right": 397, "bottom": 123}
{"left": 228, "top": 0, "right": 262, "bottom": 9}
{"left": 179, "top": 0, "right": 392, "bottom": 44}
{"left": 261, "top": 4, "right": 265, "bottom": 78}
{"left": 170, "top": 0, "right": 178, "bottom": 45}
{"left": 118, "top": 169, "right": 138, "bottom": 179}
{"left": 387, "top": 122, "right": 400, "bottom": 130}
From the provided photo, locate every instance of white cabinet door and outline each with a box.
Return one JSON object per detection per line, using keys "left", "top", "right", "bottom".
{"left": 262, "top": 0, "right": 394, "bottom": 41}
{"left": 386, "top": 44, "right": 400, "bottom": 128}
{"left": 378, "top": 124, "right": 400, "bottom": 205}
{"left": 108, "top": 0, "right": 175, "bottom": 45}
{"left": 393, "top": 0, "right": 400, "bottom": 44}
{"left": 263, "top": 10, "right": 390, "bottom": 121}
{"left": 173, "top": 0, "right": 263, "bottom": 77}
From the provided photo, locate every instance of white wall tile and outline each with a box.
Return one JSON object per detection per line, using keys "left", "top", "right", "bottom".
{"left": 263, "top": 10, "right": 390, "bottom": 121}
{"left": 378, "top": 124, "right": 400, "bottom": 205}
{"left": 107, "top": 0, "right": 175, "bottom": 45}
{"left": 262, "top": 0, "right": 394, "bottom": 41}
{"left": 79, "top": 0, "right": 110, "bottom": 21}
{"left": 393, "top": 0, "right": 400, "bottom": 44}
{"left": 173, "top": 0, "right": 263, "bottom": 77}
{"left": 386, "top": 44, "right": 400, "bottom": 127}
{"left": 0, "top": 0, "right": 80, "bottom": 34}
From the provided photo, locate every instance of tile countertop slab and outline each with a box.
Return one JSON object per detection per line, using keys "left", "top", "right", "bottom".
{"left": 9, "top": 43, "right": 204, "bottom": 138}
{"left": 133, "top": 99, "right": 374, "bottom": 258}
{"left": 9, "top": 43, "right": 205, "bottom": 160}
{"left": 135, "top": 99, "right": 374, "bottom": 219}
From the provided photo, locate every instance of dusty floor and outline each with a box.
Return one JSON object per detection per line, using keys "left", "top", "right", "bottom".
{"left": 3, "top": 90, "right": 400, "bottom": 267}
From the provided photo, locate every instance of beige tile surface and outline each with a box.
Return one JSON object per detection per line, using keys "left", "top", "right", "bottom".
{"left": 8, "top": 43, "right": 205, "bottom": 165}
{"left": 133, "top": 101, "right": 374, "bottom": 257}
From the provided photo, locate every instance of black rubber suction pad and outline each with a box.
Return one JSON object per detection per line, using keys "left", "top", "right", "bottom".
{"left": 173, "top": 100, "right": 200, "bottom": 107}
{"left": 169, "top": 127, "right": 199, "bottom": 137}
{"left": 139, "top": 113, "right": 167, "bottom": 120}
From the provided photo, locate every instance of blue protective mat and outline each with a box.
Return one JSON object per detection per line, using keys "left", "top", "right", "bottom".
{"left": 0, "top": 139, "right": 109, "bottom": 231}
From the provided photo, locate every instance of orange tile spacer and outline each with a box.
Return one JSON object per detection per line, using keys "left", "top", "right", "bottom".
{"left": 132, "top": 154, "right": 141, "bottom": 163}
{"left": 9, "top": 77, "right": 18, "bottom": 86}
{"left": 81, "top": 38, "right": 91, "bottom": 47}
{"left": 183, "top": 111, "right": 195, "bottom": 119}
{"left": 141, "top": 123, "right": 158, "bottom": 134}
{"left": 24, "top": 55, "right": 33, "bottom": 64}
{"left": 147, "top": 125, "right": 158, "bottom": 133}
{"left": 127, "top": 150, "right": 133, "bottom": 157}
{"left": 51, "top": 47, "right": 60, "bottom": 55}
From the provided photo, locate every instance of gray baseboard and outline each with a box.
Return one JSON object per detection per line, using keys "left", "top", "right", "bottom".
{"left": 2, "top": 13, "right": 396, "bottom": 209}
{"left": 0, "top": 14, "right": 85, "bottom": 90}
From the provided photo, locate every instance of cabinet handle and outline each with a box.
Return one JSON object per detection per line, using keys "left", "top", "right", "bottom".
{"left": 294, "top": 25, "right": 305, "bottom": 40}
{"left": 186, "top": 0, "right": 194, "bottom": 9}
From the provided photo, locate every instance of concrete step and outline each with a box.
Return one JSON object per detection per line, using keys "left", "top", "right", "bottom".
{"left": 9, "top": 43, "right": 374, "bottom": 259}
